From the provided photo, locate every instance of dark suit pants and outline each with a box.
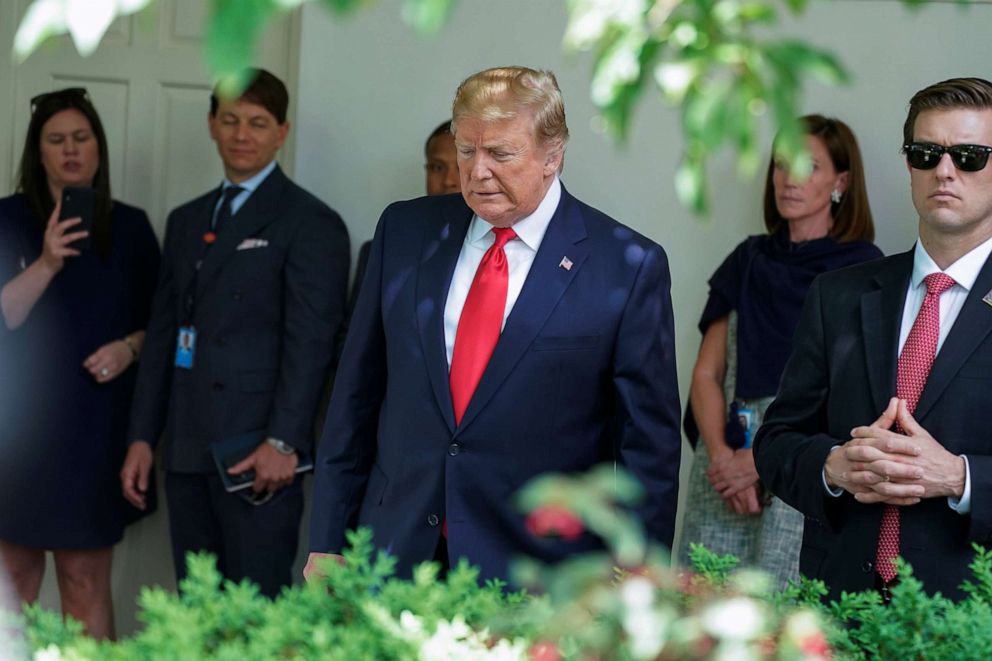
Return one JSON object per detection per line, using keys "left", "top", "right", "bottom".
{"left": 165, "top": 472, "right": 303, "bottom": 598}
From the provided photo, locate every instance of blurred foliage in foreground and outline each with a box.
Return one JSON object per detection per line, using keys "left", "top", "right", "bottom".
{"left": 13, "top": 0, "right": 974, "bottom": 213}
{"left": 11, "top": 465, "right": 992, "bottom": 659}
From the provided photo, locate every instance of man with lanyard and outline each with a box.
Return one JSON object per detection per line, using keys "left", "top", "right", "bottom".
{"left": 122, "top": 69, "right": 349, "bottom": 596}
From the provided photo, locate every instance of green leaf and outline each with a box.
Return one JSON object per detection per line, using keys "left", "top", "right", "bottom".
{"left": 767, "top": 40, "right": 850, "bottom": 86}
{"left": 318, "top": 0, "right": 369, "bottom": 11}
{"left": 205, "top": 0, "right": 281, "bottom": 86}
{"left": 401, "top": 0, "right": 457, "bottom": 36}
{"left": 675, "top": 158, "right": 706, "bottom": 215}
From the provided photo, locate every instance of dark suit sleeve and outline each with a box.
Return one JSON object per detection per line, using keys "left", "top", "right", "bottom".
{"left": 129, "top": 209, "right": 162, "bottom": 331}
{"left": 309, "top": 213, "right": 388, "bottom": 554}
{"left": 613, "top": 244, "right": 682, "bottom": 548}
{"left": 127, "top": 211, "right": 181, "bottom": 446}
{"left": 753, "top": 277, "right": 846, "bottom": 528}
{"left": 266, "top": 202, "right": 350, "bottom": 451}
{"left": 965, "top": 456, "right": 992, "bottom": 543}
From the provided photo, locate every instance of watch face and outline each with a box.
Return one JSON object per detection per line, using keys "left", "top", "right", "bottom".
{"left": 267, "top": 438, "right": 294, "bottom": 455}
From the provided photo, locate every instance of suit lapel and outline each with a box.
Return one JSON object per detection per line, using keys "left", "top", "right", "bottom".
{"left": 455, "top": 188, "right": 589, "bottom": 434}
{"left": 416, "top": 198, "right": 473, "bottom": 434}
{"left": 915, "top": 252, "right": 992, "bottom": 420}
{"left": 194, "top": 166, "right": 288, "bottom": 300}
{"left": 175, "top": 194, "right": 216, "bottom": 296}
{"left": 860, "top": 250, "right": 913, "bottom": 414}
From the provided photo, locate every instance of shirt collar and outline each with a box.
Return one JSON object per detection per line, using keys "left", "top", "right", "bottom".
{"left": 467, "top": 176, "right": 561, "bottom": 250}
{"left": 912, "top": 234, "right": 992, "bottom": 293}
{"left": 222, "top": 160, "right": 277, "bottom": 194}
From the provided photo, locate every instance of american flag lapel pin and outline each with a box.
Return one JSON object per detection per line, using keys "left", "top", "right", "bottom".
{"left": 983, "top": 288, "right": 992, "bottom": 307}
{"left": 559, "top": 256, "right": 573, "bottom": 271}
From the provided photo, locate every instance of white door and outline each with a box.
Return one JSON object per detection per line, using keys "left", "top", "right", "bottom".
{"left": 0, "top": 0, "right": 301, "bottom": 635}
{"left": 3, "top": 0, "right": 301, "bottom": 238}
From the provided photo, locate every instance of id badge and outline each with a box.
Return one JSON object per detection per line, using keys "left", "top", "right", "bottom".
{"left": 737, "top": 406, "right": 755, "bottom": 449}
{"left": 175, "top": 326, "right": 196, "bottom": 369}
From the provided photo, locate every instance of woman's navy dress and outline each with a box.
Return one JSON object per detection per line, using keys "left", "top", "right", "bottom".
{"left": 0, "top": 194, "right": 161, "bottom": 548}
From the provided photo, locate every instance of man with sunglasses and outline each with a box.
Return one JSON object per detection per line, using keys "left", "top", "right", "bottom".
{"left": 754, "top": 77, "right": 992, "bottom": 602}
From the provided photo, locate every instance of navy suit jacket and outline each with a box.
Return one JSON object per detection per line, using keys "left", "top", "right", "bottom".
{"left": 129, "top": 165, "right": 350, "bottom": 471}
{"left": 755, "top": 249, "right": 992, "bottom": 601}
{"left": 310, "top": 186, "right": 681, "bottom": 582}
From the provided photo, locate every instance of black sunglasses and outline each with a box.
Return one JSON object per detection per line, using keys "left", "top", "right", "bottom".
{"left": 30, "top": 87, "right": 89, "bottom": 113}
{"left": 903, "top": 142, "right": 992, "bottom": 172}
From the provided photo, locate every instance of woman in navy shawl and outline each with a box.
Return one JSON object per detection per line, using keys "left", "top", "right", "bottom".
{"left": 678, "top": 115, "right": 883, "bottom": 586}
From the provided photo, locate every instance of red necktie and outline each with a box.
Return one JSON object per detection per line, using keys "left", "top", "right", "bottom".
{"left": 449, "top": 227, "right": 517, "bottom": 425}
{"left": 876, "top": 272, "right": 956, "bottom": 583}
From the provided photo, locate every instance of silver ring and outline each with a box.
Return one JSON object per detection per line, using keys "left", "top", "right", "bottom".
{"left": 884, "top": 474, "right": 890, "bottom": 483}
{"left": 100, "top": 368, "right": 110, "bottom": 377}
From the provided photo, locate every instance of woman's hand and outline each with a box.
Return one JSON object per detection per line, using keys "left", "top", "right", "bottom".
{"left": 39, "top": 202, "right": 88, "bottom": 275}
{"left": 727, "top": 484, "right": 763, "bottom": 515}
{"left": 707, "top": 448, "right": 760, "bottom": 499}
{"left": 84, "top": 339, "right": 134, "bottom": 383}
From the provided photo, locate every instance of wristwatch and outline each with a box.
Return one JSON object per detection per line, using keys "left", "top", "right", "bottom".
{"left": 265, "top": 437, "right": 296, "bottom": 455}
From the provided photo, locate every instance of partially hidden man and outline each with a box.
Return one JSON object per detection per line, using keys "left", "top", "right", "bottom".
{"left": 755, "top": 77, "right": 992, "bottom": 601}
{"left": 306, "top": 66, "right": 682, "bottom": 582}
{"left": 121, "top": 69, "right": 350, "bottom": 596}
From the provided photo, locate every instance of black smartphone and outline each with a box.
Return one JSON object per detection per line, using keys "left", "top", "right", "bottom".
{"left": 60, "top": 186, "right": 96, "bottom": 251}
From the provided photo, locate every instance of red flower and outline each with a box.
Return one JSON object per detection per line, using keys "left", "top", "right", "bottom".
{"left": 799, "top": 631, "right": 832, "bottom": 658}
{"left": 525, "top": 504, "right": 584, "bottom": 540}
{"left": 529, "top": 641, "right": 562, "bottom": 661}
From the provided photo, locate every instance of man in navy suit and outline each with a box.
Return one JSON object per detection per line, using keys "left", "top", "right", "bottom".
{"left": 755, "top": 77, "right": 992, "bottom": 601}
{"left": 122, "top": 69, "right": 349, "bottom": 596}
{"left": 306, "top": 66, "right": 681, "bottom": 582}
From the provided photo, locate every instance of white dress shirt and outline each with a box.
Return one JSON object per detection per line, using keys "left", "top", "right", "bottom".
{"left": 824, "top": 235, "right": 992, "bottom": 512}
{"left": 900, "top": 237, "right": 992, "bottom": 513}
{"left": 213, "top": 159, "right": 277, "bottom": 219}
{"left": 443, "top": 177, "right": 561, "bottom": 366}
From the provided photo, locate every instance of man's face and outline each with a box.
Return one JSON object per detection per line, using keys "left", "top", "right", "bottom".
{"left": 454, "top": 114, "right": 562, "bottom": 227}
{"left": 208, "top": 98, "right": 288, "bottom": 182}
{"left": 910, "top": 108, "right": 992, "bottom": 243}
{"left": 425, "top": 132, "right": 460, "bottom": 196}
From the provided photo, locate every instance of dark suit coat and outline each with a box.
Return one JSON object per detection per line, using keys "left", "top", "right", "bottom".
{"left": 128, "top": 165, "right": 350, "bottom": 472}
{"left": 754, "top": 249, "right": 992, "bottom": 601}
{"left": 310, "top": 187, "right": 682, "bottom": 582}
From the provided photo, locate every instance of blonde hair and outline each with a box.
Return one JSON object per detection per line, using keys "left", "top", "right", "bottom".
{"left": 451, "top": 66, "right": 569, "bottom": 155}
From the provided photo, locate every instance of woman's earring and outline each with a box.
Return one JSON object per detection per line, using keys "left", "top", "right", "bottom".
{"left": 830, "top": 189, "right": 842, "bottom": 204}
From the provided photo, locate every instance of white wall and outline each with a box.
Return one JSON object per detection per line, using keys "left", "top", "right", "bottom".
{"left": 293, "top": 0, "right": 992, "bottom": 546}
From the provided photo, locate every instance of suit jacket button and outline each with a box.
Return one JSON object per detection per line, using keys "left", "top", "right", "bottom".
{"left": 232, "top": 291, "right": 242, "bottom": 301}
{"left": 212, "top": 382, "right": 224, "bottom": 391}
{"left": 861, "top": 561, "right": 874, "bottom": 573}
{"left": 427, "top": 514, "right": 440, "bottom": 527}
{"left": 447, "top": 443, "right": 461, "bottom": 456}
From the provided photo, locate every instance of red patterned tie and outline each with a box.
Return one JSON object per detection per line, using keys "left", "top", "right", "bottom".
{"left": 876, "top": 272, "right": 956, "bottom": 583}
{"left": 449, "top": 227, "right": 517, "bottom": 425}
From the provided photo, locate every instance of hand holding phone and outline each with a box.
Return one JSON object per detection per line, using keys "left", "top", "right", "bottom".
{"left": 60, "top": 186, "right": 96, "bottom": 251}
{"left": 39, "top": 196, "right": 90, "bottom": 273}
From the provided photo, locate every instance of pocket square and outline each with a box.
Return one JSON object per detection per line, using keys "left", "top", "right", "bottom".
{"left": 236, "top": 238, "right": 269, "bottom": 251}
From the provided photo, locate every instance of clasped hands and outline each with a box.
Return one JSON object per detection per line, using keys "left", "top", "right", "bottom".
{"left": 824, "top": 396, "right": 966, "bottom": 505}
{"left": 708, "top": 448, "right": 762, "bottom": 516}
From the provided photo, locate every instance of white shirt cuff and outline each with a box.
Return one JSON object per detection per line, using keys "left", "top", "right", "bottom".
{"left": 948, "top": 455, "right": 971, "bottom": 514}
{"left": 823, "top": 446, "right": 843, "bottom": 497}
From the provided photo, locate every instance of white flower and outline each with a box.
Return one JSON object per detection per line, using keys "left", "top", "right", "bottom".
{"left": 418, "top": 615, "right": 526, "bottom": 661}
{"left": 621, "top": 576, "right": 656, "bottom": 611}
{"left": 33, "top": 644, "right": 89, "bottom": 661}
{"left": 400, "top": 610, "right": 425, "bottom": 635}
{"left": 700, "top": 597, "right": 766, "bottom": 641}
{"left": 15, "top": 0, "right": 154, "bottom": 60}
